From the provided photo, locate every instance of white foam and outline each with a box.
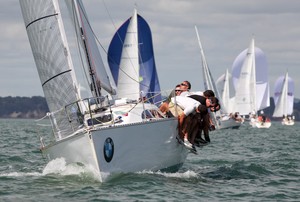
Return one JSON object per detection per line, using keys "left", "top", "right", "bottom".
{"left": 0, "top": 172, "right": 42, "bottom": 177}
{"left": 42, "top": 158, "right": 102, "bottom": 181}
{"left": 137, "top": 170, "right": 198, "bottom": 179}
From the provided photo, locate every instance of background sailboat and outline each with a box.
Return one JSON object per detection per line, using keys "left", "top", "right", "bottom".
{"left": 273, "top": 71, "right": 295, "bottom": 125}
{"left": 231, "top": 38, "right": 271, "bottom": 128}
{"left": 216, "top": 69, "right": 234, "bottom": 113}
{"left": 20, "top": 0, "right": 187, "bottom": 182}
{"left": 195, "top": 26, "right": 241, "bottom": 129}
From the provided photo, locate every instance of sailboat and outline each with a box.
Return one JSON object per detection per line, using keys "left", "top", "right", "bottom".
{"left": 231, "top": 38, "right": 271, "bottom": 128}
{"left": 272, "top": 71, "right": 295, "bottom": 125}
{"left": 194, "top": 26, "right": 241, "bottom": 129}
{"left": 19, "top": 0, "right": 187, "bottom": 182}
{"left": 216, "top": 69, "right": 244, "bottom": 124}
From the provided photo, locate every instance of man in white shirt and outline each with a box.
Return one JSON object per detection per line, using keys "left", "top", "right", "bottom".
{"left": 171, "top": 96, "right": 202, "bottom": 150}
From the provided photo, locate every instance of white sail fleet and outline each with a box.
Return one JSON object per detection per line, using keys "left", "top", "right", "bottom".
{"left": 216, "top": 37, "right": 295, "bottom": 127}
{"left": 19, "top": 0, "right": 295, "bottom": 181}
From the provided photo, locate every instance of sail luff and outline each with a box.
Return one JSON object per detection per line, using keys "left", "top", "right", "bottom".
{"left": 117, "top": 9, "right": 140, "bottom": 100}
{"left": 251, "top": 38, "right": 257, "bottom": 112}
{"left": 222, "top": 69, "right": 232, "bottom": 112}
{"left": 283, "top": 72, "right": 288, "bottom": 116}
{"left": 287, "top": 72, "right": 294, "bottom": 115}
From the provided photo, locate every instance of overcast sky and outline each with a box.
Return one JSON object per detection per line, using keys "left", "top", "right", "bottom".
{"left": 1, "top": 0, "right": 300, "bottom": 98}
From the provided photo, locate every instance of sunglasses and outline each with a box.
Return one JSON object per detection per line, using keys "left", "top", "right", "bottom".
{"left": 180, "top": 83, "right": 188, "bottom": 87}
{"left": 175, "top": 89, "right": 181, "bottom": 92}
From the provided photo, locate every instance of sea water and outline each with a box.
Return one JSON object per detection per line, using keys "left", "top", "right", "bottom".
{"left": 0, "top": 119, "right": 299, "bottom": 201}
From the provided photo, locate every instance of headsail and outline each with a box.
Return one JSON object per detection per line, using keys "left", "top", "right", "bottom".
{"left": 273, "top": 71, "right": 294, "bottom": 117}
{"left": 108, "top": 9, "right": 161, "bottom": 103}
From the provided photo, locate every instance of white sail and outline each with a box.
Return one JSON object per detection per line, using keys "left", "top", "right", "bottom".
{"left": 117, "top": 9, "right": 140, "bottom": 100}
{"left": 19, "top": 0, "right": 81, "bottom": 135}
{"left": 222, "top": 69, "right": 233, "bottom": 113}
{"left": 273, "top": 71, "right": 294, "bottom": 117}
{"left": 232, "top": 39, "right": 270, "bottom": 113}
{"left": 233, "top": 38, "right": 257, "bottom": 115}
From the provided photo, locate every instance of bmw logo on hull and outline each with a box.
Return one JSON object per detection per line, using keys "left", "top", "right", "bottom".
{"left": 103, "top": 137, "right": 114, "bottom": 162}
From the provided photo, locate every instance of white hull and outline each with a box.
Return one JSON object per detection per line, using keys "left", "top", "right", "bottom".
{"left": 249, "top": 117, "right": 271, "bottom": 128}
{"left": 218, "top": 118, "right": 242, "bottom": 129}
{"left": 253, "top": 121, "right": 271, "bottom": 128}
{"left": 41, "top": 117, "right": 188, "bottom": 181}
{"left": 282, "top": 119, "right": 295, "bottom": 126}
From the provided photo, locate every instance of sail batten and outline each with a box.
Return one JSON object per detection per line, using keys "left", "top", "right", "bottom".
{"left": 25, "top": 13, "right": 58, "bottom": 28}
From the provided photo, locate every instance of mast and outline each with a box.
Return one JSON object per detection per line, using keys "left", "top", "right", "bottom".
{"left": 72, "top": 0, "right": 100, "bottom": 98}
{"left": 66, "top": 0, "right": 116, "bottom": 98}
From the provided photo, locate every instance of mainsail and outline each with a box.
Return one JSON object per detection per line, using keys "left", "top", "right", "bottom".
{"left": 107, "top": 9, "right": 161, "bottom": 103}
{"left": 273, "top": 71, "right": 294, "bottom": 117}
{"left": 20, "top": 0, "right": 79, "bottom": 112}
{"left": 20, "top": 0, "right": 81, "bottom": 135}
{"left": 20, "top": 0, "right": 116, "bottom": 136}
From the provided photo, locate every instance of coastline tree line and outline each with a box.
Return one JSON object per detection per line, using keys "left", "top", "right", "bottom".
{"left": 0, "top": 96, "right": 299, "bottom": 121}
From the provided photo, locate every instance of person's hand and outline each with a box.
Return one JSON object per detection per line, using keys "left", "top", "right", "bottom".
{"left": 159, "top": 102, "right": 169, "bottom": 113}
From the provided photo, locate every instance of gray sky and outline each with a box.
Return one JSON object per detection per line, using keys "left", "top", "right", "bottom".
{"left": 1, "top": 0, "right": 300, "bottom": 98}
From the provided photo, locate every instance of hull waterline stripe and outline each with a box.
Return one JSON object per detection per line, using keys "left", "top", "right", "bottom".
{"left": 26, "top": 14, "right": 58, "bottom": 29}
